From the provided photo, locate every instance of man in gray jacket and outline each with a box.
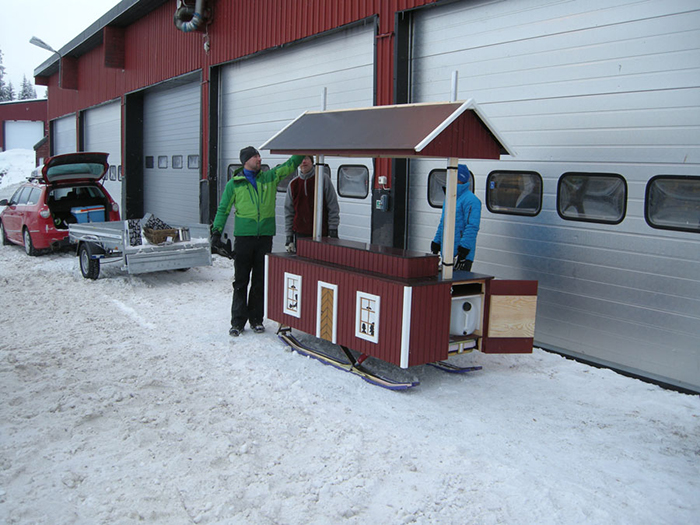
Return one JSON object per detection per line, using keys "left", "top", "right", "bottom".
{"left": 284, "top": 155, "right": 340, "bottom": 252}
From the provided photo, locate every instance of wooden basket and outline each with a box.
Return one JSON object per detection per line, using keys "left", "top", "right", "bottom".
{"left": 142, "top": 227, "right": 180, "bottom": 245}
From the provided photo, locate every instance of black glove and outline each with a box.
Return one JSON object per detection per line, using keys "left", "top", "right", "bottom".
{"left": 211, "top": 231, "right": 235, "bottom": 259}
{"left": 285, "top": 235, "right": 296, "bottom": 253}
{"left": 329, "top": 229, "right": 338, "bottom": 239}
{"left": 454, "top": 246, "right": 471, "bottom": 271}
{"left": 430, "top": 241, "right": 441, "bottom": 255}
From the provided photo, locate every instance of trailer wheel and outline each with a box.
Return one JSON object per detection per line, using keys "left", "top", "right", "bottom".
{"left": 79, "top": 244, "right": 100, "bottom": 280}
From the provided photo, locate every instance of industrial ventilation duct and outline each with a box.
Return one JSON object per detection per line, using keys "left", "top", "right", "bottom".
{"left": 174, "top": 0, "right": 211, "bottom": 33}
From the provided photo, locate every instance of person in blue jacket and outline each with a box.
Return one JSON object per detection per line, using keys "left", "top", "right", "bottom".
{"left": 431, "top": 164, "right": 481, "bottom": 272}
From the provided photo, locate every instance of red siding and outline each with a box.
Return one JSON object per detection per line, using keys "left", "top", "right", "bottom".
{"left": 42, "top": 0, "right": 439, "bottom": 180}
{"left": 297, "top": 238, "right": 438, "bottom": 279}
{"left": 267, "top": 253, "right": 450, "bottom": 367}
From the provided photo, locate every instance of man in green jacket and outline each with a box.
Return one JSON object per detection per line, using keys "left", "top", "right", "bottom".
{"left": 212, "top": 146, "right": 304, "bottom": 336}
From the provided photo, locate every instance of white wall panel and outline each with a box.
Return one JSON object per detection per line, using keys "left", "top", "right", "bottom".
{"left": 143, "top": 80, "right": 201, "bottom": 225}
{"left": 219, "top": 24, "right": 375, "bottom": 249}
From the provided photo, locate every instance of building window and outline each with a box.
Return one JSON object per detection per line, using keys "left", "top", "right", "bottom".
{"left": 428, "top": 168, "right": 475, "bottom": 208}
{"left": 158, "top": 156, "right": 168, "bottom": 169}
{"left": 486, "top": 171, "right": 542, "bottom": 216}
{"left": 227, "top": 164, "right": 270, "bottom": 182}
{"left": 278, "top": 163, "right": 330, "bottom": 193}
{"left": 338, "top": 165, "right": 369, "bottom": 199}
{"left": 109, "top": 165, "right": 117, "bottom": 180}
{"left": 557, "top": 172, "right": 626, "bottom": 224}
{"left": 145, "top": 156, "right": 154, "bottom": 169}
{"left": 646, "top": 176, "right": 700, "bottom": 234}
{"left": 172, "top": 155, "right": 183, "bottom": 169}
{"left": 187, "top": 155, "right": 199, "bottom": 170}
{"left": 118, "top": 166, "right": 123, "bottom": 181}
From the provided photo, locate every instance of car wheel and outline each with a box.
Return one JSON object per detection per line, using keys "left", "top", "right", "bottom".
{"left": 79, "top": 244, "right": 100, "bottom": 280}
{"left": 23, "top": 228, "right": 38, "bottom": 256}
{"left": 0, "top": 221, "right": 10, "bottom": 246}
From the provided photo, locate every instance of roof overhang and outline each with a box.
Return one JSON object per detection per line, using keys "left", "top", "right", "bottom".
{"left": 261, "top": 99, "right": 514, "bottom": 159}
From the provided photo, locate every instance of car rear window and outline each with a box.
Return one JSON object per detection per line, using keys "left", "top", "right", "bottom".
{"left": 49, "top": 185, "right": 106, "bottom": 200}
{"left": 46, "top": 163, "right": 105, "bottom": 178}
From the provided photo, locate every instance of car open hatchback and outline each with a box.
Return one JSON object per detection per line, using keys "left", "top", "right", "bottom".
{"left": 0, "top": 152, "right": 120, "bottom": 255}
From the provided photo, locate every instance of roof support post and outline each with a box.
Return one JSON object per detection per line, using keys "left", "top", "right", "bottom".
{"left": 442, "top": 157, "right": 459, "bottom": 280}
{"left": 313, "top": 88, "right": 328, "bottom": 240}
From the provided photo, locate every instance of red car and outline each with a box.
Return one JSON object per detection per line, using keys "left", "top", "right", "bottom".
{"left": 0, "top": 152, "right": 120, "bottom": 256}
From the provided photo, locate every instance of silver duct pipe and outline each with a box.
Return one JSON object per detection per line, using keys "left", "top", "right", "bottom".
{"left": 174, "top": 0, "right": 205, "bottom": 33}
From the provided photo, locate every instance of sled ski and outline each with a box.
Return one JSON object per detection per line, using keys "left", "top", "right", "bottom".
{"left": 278, "top": 330, "right": 419, "bottom": 391}
{"left": 427, "top": 361, "right": 483, "bottom": 374}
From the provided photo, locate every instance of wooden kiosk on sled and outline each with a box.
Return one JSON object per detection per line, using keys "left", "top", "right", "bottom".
{"left": 262, "top": 100, "right": 537, "bottom": 389}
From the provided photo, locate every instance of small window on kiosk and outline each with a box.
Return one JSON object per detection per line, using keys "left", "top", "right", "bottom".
{"left": 158, "top": 156, "right": 168, "bottom": 169}
{"left": 646, "top": 175, "right": 700, "bottom": 234}
{"left": 278, "top": 163, "right": 330, "bottom": 193}
{"left": 486, "top": 171, "right": 542, "bottom": 216}
{"left": 427, "top": 168, "right": 475, "bottom": 208}
{"left": 557, "top": 172, "right": 626, "bottom": 224}
{"left": 145, "top": 156, "right": 154, "bottom": 169}
{"left": 338, "top": 165, "right": 369, "bottom": 199}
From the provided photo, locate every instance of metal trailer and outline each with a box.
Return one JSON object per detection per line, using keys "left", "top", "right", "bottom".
{"left": 69, "top": 221, "right": 212, "bottom": 279}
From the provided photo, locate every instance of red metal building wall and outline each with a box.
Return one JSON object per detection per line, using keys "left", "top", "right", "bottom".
{"left": 43, "top": 0, "right": 438, "bottom": 180}
{"left": 0, "top": 99, "right": 47, "bottom": 152}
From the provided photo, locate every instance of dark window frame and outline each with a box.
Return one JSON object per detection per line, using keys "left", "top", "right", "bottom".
{"left": 427, "top": 168, "right": 476, "bottom": 209}
{"left": 557, "top": 172, "right": 627, "bottom": 225}
{"left": 645, "top": 175, "right": 700, "bottom": 234}
{"left": 485, "top": 170, "right": 543, "bottom": 216}
{"left": 337, "top": 164, "right": 370, "bottom": 199}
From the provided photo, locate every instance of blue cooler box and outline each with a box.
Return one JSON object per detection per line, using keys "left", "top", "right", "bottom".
{"left": 71, "top": 206, "right": 105, "bottom": 223}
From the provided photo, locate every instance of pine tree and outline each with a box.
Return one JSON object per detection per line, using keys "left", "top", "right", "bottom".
{"left": 6, "top": 81, "right": 16, "bottom": 101}
{"left": 19, "top": 75, "right": 37, "bottom": 100}
{"left": 0, "top": 47, "right": 9, "bottom": 102}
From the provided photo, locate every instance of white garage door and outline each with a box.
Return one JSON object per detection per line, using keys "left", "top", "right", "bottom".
{"left": 5, "top": 121, "right": 44, "bottom": 151}
{"left": 219, "top": 23, "right": 375, "bottom": 249}
{"left": 143, "top": 79, "right": 201, "bottom": 225}
{"left": 84, "top": 100, "right": 123, "bottom": 211}
{"left": 52, "top": 115, "right": 77, "bottom": 155}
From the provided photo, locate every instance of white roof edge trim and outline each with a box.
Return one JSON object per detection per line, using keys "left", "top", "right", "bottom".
{"left": 414, "top": 99, "right": 516, "bottom": 158}
{"left": 259, "top": 111, "right": 309, "bottom": 151}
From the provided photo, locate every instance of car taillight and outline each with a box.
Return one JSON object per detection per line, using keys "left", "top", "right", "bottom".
{"left": 40, "top": 208, "right": 51, "bottom": 219}
{"left": 112, "top": 202, "right": 119, "bottom": 212}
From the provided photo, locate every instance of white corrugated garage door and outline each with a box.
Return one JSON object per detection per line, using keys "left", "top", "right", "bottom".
{"left": 83, "top": 100, "right": 123, "bottom": 211}
{"left": 143, "top": 79, "right": 201, "bottom": 225}
{"left": 5, "top": 121, "right": 44, "bottom": 151}
{"left": 407, "top": 0, "right": 700, "bottom": 251}
{"left": 52, "top": 115, "right": 77, "bottom": 155}
{"left": 219, "top": 23, "right": 375, "bottom": 249}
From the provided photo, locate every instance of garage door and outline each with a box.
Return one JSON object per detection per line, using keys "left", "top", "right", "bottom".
{"left": 52, "top": 115, "right": 77, "bottom": 155}
{"left": 4, "top": 121, "right": 44, "bottom": 151}
{"left": 219, "top": 23, "right": 375, "bottom": 248}
{"left": 143, "top": 78, "right": 201, "bottom": 225}
{"left": 83, "top": 100, "right": 123, "bottom": 211}
{"left": 407, "top": 0, "right": 700, "bottom": 250}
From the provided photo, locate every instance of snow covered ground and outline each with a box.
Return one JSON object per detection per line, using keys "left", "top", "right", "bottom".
{"left": 1, "top": 149, "right": 699, "bottom": 524}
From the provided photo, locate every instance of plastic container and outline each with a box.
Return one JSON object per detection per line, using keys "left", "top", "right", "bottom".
{"left": 449, "top": 295, "right": 482, "bottom": 336}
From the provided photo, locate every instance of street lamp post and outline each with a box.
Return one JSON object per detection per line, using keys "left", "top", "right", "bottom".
{"left": 29, "top": 36, "right": 59, "bottom": 55}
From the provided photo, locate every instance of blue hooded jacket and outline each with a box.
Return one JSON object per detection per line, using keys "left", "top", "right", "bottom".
{"left": 432, "top": 165, "right": 482, "bottom": 261}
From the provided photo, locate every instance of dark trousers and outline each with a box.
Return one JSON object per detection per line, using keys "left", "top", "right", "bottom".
{"left": 231, "top": 236, "right": 273, "bottom": 328}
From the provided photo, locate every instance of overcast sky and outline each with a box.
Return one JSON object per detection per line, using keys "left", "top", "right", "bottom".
{"left": 1, "top": 0, "right": 122, "bottom": 96}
